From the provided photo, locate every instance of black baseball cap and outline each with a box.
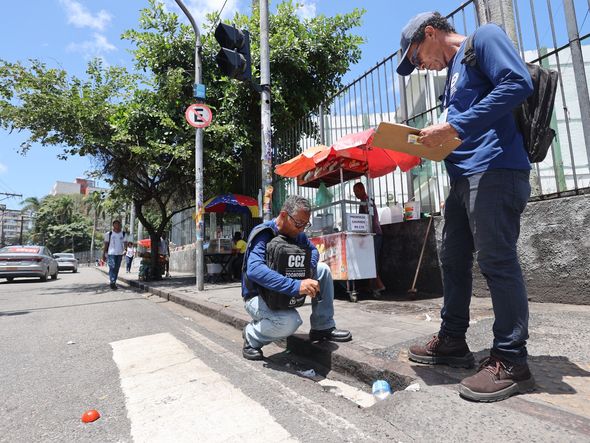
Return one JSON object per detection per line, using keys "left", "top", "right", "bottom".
{"left": 396, "top": 11, "right": 436, "bottom": 76}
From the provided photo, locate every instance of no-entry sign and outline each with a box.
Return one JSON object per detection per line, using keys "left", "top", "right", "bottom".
{"left": 185, "top": 104, "right": 213, "bottom": 128}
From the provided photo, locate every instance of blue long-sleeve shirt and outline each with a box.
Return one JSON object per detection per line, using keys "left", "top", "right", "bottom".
{"left": 442, "top": 24, "right": 534, "bottom": 178}
{"left": 242, "top": 219, "right": 319, "bottom": 299}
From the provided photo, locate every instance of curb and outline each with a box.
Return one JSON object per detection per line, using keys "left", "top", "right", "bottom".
{"left": 99, "top": 269, "right": 417, "bottom": 391}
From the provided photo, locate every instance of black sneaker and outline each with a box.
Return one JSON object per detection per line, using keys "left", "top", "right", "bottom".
{"left": 408, "top": 334, "right": 475, "bottom": 368}
{"left": 459, "top": 354, "right": 535, "bottom": 402}
{"left": 309, "top": 327, "right": 352, "bottom": 343}
{"left": 109, "top": 282, "right": 118, "bottom": 290}
{"left": 242, "top": 328, "right": 263, "bottom": 361}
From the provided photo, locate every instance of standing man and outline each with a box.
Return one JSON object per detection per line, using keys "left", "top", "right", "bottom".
{"left": 241, "top": 195, "right": 351, "bottom": 361}
{"left": 353, "top": 182, "right": 385, "bottom": 295}
{"left": 396, "top": 12, "right": 534, "bottom": 402}
{"left": 103, "top": 220, "right": 127, "bottom": 290}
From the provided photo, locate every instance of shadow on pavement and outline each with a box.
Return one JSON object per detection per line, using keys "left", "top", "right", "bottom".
{"left": 409, "top": 349, "right": 590, "bottom": 397}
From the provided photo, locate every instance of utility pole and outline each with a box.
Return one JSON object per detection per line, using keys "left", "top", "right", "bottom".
{"left": 260, "top": 0, "right": 273, "bottom": 221}
{"left": 174, "top": 0, "right": 205, "bottom": 290}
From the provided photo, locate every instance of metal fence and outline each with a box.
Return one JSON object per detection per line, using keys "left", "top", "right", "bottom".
{"left": 273, "top": 0, "right": 590, "bottom": 217}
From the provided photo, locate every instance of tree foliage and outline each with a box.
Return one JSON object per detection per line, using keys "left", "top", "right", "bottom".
{"left": 29, "top": 195, "right": 92, "bottom": 252}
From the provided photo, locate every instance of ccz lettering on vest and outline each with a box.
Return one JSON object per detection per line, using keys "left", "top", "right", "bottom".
{"left": 285, "top": 253, "right": 307, "bottom": 279}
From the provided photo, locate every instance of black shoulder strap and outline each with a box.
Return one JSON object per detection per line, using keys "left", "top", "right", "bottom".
{"left": 461, "top": 34, "right": 477, "bottom": 67}
{"left": 242, "top": 224, "right": 276, "bottom": 291}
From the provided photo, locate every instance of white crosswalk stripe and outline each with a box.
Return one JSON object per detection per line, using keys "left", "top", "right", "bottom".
{"left": 180, "top": 326, "right": 376, "bottom": 442}
{"left": 111, "top": 332, "right": 296, "bottom": 443}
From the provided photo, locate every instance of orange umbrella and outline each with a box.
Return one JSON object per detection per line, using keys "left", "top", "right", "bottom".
{"left": 274, "top": 144, "right": 330, "bottom": 178}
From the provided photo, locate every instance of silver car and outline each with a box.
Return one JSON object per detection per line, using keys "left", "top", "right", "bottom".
{"left": 0, "top": 245, "right": 59, "bottom": 282}
{"left": 54, "top": 253, "right": 79, "bottom": 273}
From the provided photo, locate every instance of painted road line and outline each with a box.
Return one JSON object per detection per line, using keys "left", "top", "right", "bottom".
{"left": 181, "top": 326, "right": 377, "bottom": 442}
{"left": 111, "top": 332, "right": 296, "bottom": 443}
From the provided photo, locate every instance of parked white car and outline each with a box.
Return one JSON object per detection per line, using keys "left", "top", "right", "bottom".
{"left": 0, "top": 245, "right": 59, "bottom": 282}
{"left": 54, "top": 253, "right": 79, "bottom": 273}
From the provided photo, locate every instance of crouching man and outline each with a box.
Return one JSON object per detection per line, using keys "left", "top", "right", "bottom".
{"left": 241, "top": 195, "right": 352, "bottom": 360}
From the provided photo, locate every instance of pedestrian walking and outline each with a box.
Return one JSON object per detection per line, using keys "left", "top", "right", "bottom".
{"left": 125, "top": 241, "right": 135, "bottom": 273}
{"left": 102, "top": 220, "right": 128, "bottom": 290}
{"left": 396, "top": 12, "right": 534, "bottom": 402}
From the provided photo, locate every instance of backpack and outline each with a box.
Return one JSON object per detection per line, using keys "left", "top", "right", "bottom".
{"left": 242, "top": 225, "right": 313, "bottom": 310}
{"left": 461, "top": 33, "right": 559, "bottom": 163}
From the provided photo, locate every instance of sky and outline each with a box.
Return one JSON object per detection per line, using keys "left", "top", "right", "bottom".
{"left": 2, "top": 1, "right": 586, "bottom": 208}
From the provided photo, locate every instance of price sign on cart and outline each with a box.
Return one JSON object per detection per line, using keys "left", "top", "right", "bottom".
{"left": 185, "top": 104, "right": 213, "bottom": 128}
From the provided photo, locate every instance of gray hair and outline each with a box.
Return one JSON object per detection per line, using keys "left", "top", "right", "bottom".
{"left": 281, "top": 195, "right": 311, "bottom": 214}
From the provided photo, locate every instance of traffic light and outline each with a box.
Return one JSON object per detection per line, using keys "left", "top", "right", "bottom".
{"left": 214, "top": 22, "right": 252, "bottom": 82}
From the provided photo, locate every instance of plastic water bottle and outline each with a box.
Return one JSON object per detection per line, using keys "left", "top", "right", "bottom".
{"left": 372, "top": 380, "right": 392, "bottom": 400}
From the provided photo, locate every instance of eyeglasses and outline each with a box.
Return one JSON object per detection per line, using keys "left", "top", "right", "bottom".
{"left": 288, "top": 213, "right": 311, "bottom": 229}
{"left": 410, "top": 41, "right": 423, "bottom": 67}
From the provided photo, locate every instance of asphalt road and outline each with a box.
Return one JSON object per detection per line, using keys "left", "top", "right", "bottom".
{"left": 1, "top": 268, "right": 587, "bottom": 442}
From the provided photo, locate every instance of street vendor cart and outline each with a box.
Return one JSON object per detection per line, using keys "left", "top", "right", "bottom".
{"left": 275, "top": 128, "right": 421, "bottom": 302}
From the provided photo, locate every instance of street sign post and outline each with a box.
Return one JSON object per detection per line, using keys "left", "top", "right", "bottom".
{"left": 185, "top": 104, "right": 213, "bottom": 128}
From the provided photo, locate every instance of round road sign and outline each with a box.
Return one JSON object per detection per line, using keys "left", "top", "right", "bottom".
{"left": 185, "top": 104, "right": 213, "bottom": 128}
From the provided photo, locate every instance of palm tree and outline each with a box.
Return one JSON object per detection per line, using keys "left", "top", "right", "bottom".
{"left": 20, "top": 197, "right": 41, "bottom": 244}
{"left": 84, "top": 191, "right": 105, "bottom": 262}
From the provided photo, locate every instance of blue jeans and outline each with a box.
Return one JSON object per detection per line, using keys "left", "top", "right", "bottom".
{"left": 439, "top": 169, "right": 531, "bottom": 365}
{"left": 244, "top": 262, "right": 336, "bottom": 349}
{"left": 125, "top": 256, "right": 133, "bottom": 272}
{"left": 108, "top": 254, "right": 123, "bottom": 284}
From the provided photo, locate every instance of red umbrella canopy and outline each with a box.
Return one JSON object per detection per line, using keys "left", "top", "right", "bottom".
{"left": 274, "top": 128, "right": 420, "bottom": 179}
{"left": 330, "top": 128, "right": 421, "bottom": 178}
{"left": 204, "top": 193, "right": 259, "bottom": 217}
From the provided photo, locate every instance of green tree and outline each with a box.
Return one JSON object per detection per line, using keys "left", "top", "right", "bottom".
{"left": 0, "top": 0, "right": 364, "bottom": 277}
{"left": 31, "top": 195, "right": 92, "bottom": 252}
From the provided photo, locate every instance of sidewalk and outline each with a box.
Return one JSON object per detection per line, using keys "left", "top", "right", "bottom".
{"left": 100, "top": 268, "right": 590, "bottom": 432}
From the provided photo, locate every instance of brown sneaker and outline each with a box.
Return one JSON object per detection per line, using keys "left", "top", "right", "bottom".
{"left": 459, "top": 354, "right": 535, "bottom": 402}
{"left": 408, "top": 335, "right": 475, "bottom": 368}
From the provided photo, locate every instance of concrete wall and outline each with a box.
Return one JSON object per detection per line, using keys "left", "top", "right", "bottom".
{"left": 476, "top": 193, "right": 590, "bottom": 305}
{"left": 432, "top": 193, "right": 590, "bottom": 305}
{"left": 380, "top": 218, "right": 443, "bottom": 296}
{"left": 169, "top": 246, "right": 198, "bottom": 273}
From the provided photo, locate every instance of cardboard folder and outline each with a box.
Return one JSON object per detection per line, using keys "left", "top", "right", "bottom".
{"left": 372, "top": 122, "right": 462, "bottom": 161}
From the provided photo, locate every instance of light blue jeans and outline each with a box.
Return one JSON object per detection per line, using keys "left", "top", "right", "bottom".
{"left": 439, "top": 169, "right": 531, "bottom": 364}
{"left": 107, "top": 254, "right": 123, "bottom": 284}
{"left": 244, "top": 262, "right": 336, "bottom": 349}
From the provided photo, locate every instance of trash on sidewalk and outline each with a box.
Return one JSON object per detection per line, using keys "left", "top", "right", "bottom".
{"left": 404, "top": 382, "right": 421, "bottom": 392}
{"left": 372, "top": 380, "right": 391, "bottom": 400}
{"left": 469, "top": 319, "right": 477, "bottom": 325}
{"left": 297, "top": 369, "right": 316, "bottom": 378}
{"left": 424, "top": 314, "right": 432, "bottom": 322}
{"left": 67, "top": 340, "right": 76, "bottom": 345}
{"left": 81, "top": 409, "right": 100, "bottom": 423}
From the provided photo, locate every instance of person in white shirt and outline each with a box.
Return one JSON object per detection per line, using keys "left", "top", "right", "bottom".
{"left": 102, "top": 220, "right": 127, "bottom": 290}
{"left": 125, "top": 242, "right": 135, "bottom": 273}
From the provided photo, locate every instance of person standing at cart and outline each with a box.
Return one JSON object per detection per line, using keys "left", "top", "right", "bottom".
{"left": 353, "top": 182, "right": 386, "bottom": 295}
{"left": 396, "top": 11, "right": 534, "bottom": 402}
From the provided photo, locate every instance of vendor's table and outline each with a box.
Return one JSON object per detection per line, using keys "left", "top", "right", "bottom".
{"left": 204, "top": 253, "right": 233, "bottom": 282}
